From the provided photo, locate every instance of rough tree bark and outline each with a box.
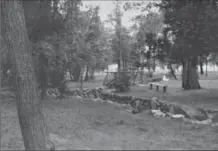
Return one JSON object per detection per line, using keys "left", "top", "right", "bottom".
{"left": 73, "top": 65, "right": 81, "bottom": 81}
{"left": 38, "top": 53, "right": 48, "bottom": 100}
{"left": 152, "top": 58, "right": 156, "bottom": 72}
{"left": 0, "top": 36, "right": 3, "bottom": 89}
{"left": 182, "top": 57, "right": 201, "bottom": 90}
{"left": 199, "top": 55, "right": 204, "bottom": 75}
{"left": 1, "top": 1, "right": 52, "bottom": 150}
{"left": 139, "top": 51, "right": 144, "bottom": 83}
{"left": 80, "top": 67, "right": 84, "bottom": 90}
{"left": 84, "top": 66, "right": 89, "bottom": 81}
{"left": 205, "top": 58, "right": 208, "bottom": 76}
{"left": 90, "top": 67, "right": 95, "bottom": 81}
{"left": 181, "top": 58, "right": 185, "bottom": 88}
{"left": 199, "top": 60, "right": 204, "bottom": 75}
{"left": 169, "top": 63, "right": 177, "bottom": 80}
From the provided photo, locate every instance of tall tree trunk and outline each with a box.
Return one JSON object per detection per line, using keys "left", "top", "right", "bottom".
{"left": 67, "top": 61, "right": 74, "bottom": 81}
{"left": 80, "top": 67, "right": 84, "bottom": 90}
{"left": 70, "top": 71, "right": 74, "bottom": 81}
{"left": 90, "top": 68, "right": 95, "bottom": 81}
{"left": 1, "top": 1, "right": 51, "bottom": 150}
{"left": 139, "top": 51, "right": 144, "bottom": 83}
{"left": 119, "top": 49, "right": 123, "bottom": 71}
{"left": 199, "top": 56, "right": 204, "bottom": 75}
{"left": 39, "top": 53, "right": 48, "bottom": 100}
{"left": 152, "top": 58, "right": 156, "bottom": 72}
{"left": 199, "top": 61, "right": 204, "bottom": 75}
{"left": 181, "top": 58, "right": 185, "bottom": 88}
{"left": 0, "top": 37, "right": 3, "bottom": 89}
{"left": 40, "top": 66, "right": 47, "bottom": 100}
{"left": 169, "top": 63, "right": 177, "bottom": 80}
{"left": 73, "top": 65, "right": 81, "bottom": 81}
{"left": 182, "top": 57, "right": 201, "bottom": 90}
{"left": 0, "top": 53, "right": 2, "bottom": 97}
{"left": 84, "top": 66, "right": 89, "bottom": 81}
{"left": 117, "top": 59, "right": 121, "bottom": 71}
{"left": 116, "top": 1, "right": 122, "bottom": 72}
{"left": 206, "top": 58, "right": 208, "bottom": 76}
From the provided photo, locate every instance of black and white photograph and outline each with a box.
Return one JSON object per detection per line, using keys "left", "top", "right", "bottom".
{"left": 1, "top": 0, "right": 218, "bottom": 150}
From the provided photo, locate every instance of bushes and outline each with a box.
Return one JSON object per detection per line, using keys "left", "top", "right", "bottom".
{"left": 105, "top": 71, "right": 131, "bottom": 92}
{"left": 49, "top": 64, "right": 66, "bottom": 88}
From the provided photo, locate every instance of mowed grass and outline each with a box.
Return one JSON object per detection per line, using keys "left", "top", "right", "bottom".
{"left": 2, "top": 72, "right": 218, "bottom": 150}
{"left": 117, "top": 80, "right": 218, "bottom": 110}
{"left": 115, "top": 71, "right": 218, "bottom": 110}
{"left": 67, "top": 71, "right": 218, "bottom": 110}
{"left": 2, "top": 94, "right": 218, "bottom": 150}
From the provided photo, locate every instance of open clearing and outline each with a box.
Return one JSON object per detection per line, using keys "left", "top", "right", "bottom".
{"left": 2, "top": 73, "right": 218, "bottom": 150}
{"left": 118, "top": 80, "right": 218, "bottom": 110}
{"left": 2, "top": 94, "right": 218, "bottom": 150}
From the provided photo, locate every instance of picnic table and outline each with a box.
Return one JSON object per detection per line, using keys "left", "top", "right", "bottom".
{"left": 149, "top": 82, "right": 167, "bottom": 93}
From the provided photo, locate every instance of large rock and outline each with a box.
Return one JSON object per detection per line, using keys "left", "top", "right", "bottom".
{"left": 95, "top": 89, "right": 100, "bottom": 98}
{"left": 108, "top": 93, "right": 114, "bottom": 101}
{"left": 135, "top": 100, "right": 141, "bottom": 106}
{"left": 117, "top": 95, "right": 123, "bottom": 103}
{"left": 76, "top": 90, "right": 82, "bottom": 97}
{"left": 150, "top": 97, "right": 160, "bottom": 110}
{"left": 127, "top": 96, "right": 133, "bottom": 102}
{"left": 169, "top": 105, "right": 190, "bottom": 118}
{"left": 179, "top": 106, "right": 208, "bottom": 121}
{"left": 121, "top": 95, "right": 132, "bottom": 101}
{"left": 132, "top": 100, "right": 141, "bottom": 114}
{"left": 151, "top": 109, "right": 166, "bottom": 118}
{"left": 89, "top": 93, "right": 96, "bottom": 99}
{"left": 129, "top": 96, "right": 135, "bottom": 106}
{"left": 141, "top": 98, "right": 151, "bottom": 109}
{"left": 211, "top": 113, "right": 218, "bottom": 123}
{"left": 82, "top": 92, "right": 88, "bottom": 98}
{"left": 136, "top": 99, "right": 148, "bottom": 112}
{"left": 101, "top": 92, "right": 110, "bottom": 100}
{"left": 115, "top": 95, "right": 132, "bottom": 104}
{"left": 97, "top": 87, "right": 103, "bottom": 93}
{"left": 159, "top": 102, "right": 170, "bottom": 113}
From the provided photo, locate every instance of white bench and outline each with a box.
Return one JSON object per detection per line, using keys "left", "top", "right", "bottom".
{"left": 149, "top": 82, "right": 167, "bottom": 93}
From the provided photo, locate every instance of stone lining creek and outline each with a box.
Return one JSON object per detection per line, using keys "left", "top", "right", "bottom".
{"left": 47, "top": 87, "right": 218, "bottom": 126}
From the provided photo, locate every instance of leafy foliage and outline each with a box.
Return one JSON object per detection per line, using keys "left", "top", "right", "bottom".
{"left": 105, "top": 72, "right": 131, "bottom": 92}
{"left": 156, "top": 0, "right": 218, "bottom": 89}
{"left": 159, "top": 0, "right": 218, "bottom": 59}
{"left": 20, "top": 0, "right": 114, "bottom": 88}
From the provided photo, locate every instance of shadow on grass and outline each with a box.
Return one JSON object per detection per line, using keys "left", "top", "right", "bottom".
{"left": 2, "top": 93, "right": 218, "bottom": 150}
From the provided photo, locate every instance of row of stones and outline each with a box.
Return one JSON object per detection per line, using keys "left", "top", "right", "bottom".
{"left": 47, "top": 87, "right": 218, "bottom": 125}
{"left": 63, "top": 88, "right": 214, "bottom": 122}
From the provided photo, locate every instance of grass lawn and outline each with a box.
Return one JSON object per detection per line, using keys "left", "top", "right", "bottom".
{"left": 67, "top": 72, "right": 218, "bottom": 110}
{"left": 2, "top": 91, "right": 218, "bottom": 150}
{"left": 114, "top": 71, "right": 218, "bottom": 110}
{"left": 116, "top": 79, "right": 218, "bottom": 110}
{"left": 2, "top": 72, "right": 218, "bottom": 150}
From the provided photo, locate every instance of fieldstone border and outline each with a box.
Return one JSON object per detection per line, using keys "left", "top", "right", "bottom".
{"left": 48, "top": 87, "right": 218, "bottom": 126}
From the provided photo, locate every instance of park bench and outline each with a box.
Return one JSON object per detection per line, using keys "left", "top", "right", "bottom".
{"left": 149, "top": 82, "right": 167, "bottom": 93}
{"left": 150, "top": 77, "right": 162, "bottom": 82}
